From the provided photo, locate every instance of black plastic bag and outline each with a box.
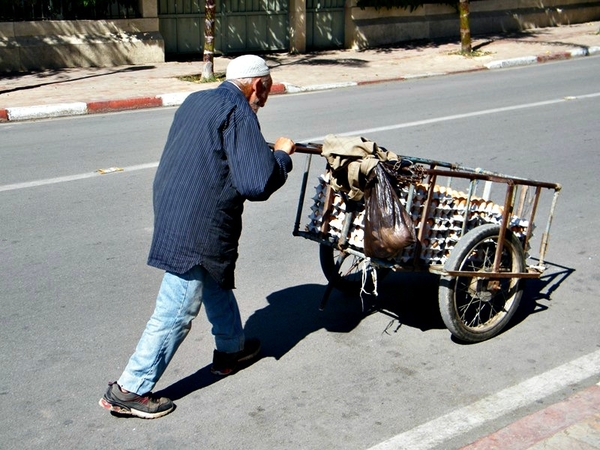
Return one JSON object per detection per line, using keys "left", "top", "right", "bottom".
{"left": 363, "top": 164, "right": 416, "bottom": 260}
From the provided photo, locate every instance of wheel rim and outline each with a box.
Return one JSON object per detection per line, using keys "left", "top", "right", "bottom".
{"left": 453, "top": 236, "right": 522, "bottom": 332}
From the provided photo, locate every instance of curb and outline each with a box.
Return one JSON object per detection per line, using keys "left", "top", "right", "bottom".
{"left": 460, "top": 382, "right": 600, "bottom": 449}
{"left": 0, "top": 82, "right": 289, "bottom": 123}
{"left": 1, "top": 47, "right": 598, "bottom": 123}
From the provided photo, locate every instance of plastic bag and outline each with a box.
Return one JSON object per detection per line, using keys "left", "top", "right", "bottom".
{"left": 363, "top": 164, "right": 416, "bottom": 260}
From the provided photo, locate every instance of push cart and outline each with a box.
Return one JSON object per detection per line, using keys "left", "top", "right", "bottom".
{"left": 289, "top": 141, "right": 561, "bottom": 343}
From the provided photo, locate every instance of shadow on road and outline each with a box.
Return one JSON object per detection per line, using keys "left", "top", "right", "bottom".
{"left": 155, "top": 260, "right": 572, "bottom": 400}
{"left": 155, "top": 282, "right": 367, "bottom": 401}
{"left": 245, "top": 283, "right": 367, "bottom": 360}
{"left": 510, "top": 261, "right": 575, "bottom": 327}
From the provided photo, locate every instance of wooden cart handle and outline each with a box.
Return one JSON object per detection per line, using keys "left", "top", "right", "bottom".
{"left": 268, "top": 142, "right": 323, "bottom": 155}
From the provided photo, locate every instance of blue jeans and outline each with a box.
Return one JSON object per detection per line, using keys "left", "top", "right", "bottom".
{"left": 118, "top": 265, "right": 244, "bottom": 395}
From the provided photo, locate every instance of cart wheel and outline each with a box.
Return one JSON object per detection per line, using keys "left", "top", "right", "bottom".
{"left": 319, "top": 244, "right": 386, "bottom": 293}
{"left": 438, "top": 224, "right": 525, "bottom": 343}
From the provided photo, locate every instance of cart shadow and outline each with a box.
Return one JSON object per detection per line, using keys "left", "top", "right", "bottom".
{"left": 155, "top": 262, "right": 573, "bottom": 400}
{"left": 243, "top": 272, "right": 447, "bottom": 362}
{"left": 227, "top": 261, "right": 574, "bottom": 363}
{"left": 370, "top": 271, "right": 447, "bottom": 332}
{"left": 244, "top": 283, "right": 369, "bottom": 360}
{"left": 504, "top": 261, "right": 575, "bottom": 332}
{"left": 354, "top": 259, "right": 574, "bottom": 344}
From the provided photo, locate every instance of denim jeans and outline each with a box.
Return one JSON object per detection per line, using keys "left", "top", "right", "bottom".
{"left": 118, "top": 265, "right": 244, "bottom": 395}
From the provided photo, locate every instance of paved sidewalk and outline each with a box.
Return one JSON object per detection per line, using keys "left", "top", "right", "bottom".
{"left": 2, "top": 20, "right": 600, "bottom": 450}
{"left": 461, "top": 382, "right": 600, "bottom": 450}
{"left": 1, "top": 21, "right": 599, "bottom": 121}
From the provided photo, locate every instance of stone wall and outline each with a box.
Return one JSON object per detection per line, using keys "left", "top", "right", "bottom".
{"left": 1, "top": 0, "right": 599, "bottom": 72}
{"left": 0, "top": 0, "right": 163, "bottom": 73}
{"left": 346, "top": 0, "right": 600, "bottom": 49}
{"left": 0, "top": 19, "right": 164, "bottom": 72}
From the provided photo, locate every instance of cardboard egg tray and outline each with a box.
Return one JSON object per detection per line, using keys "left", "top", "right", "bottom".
{"left": 305, "top": 172, "right": 530, "bottom": 266}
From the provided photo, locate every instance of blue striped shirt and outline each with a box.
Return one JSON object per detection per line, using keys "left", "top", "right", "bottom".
{"left": 147, "top": 81, "right": 293, "bottom": 289}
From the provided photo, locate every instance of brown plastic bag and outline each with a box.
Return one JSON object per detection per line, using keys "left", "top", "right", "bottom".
{"left": 364, "top": 164, "right": 416, "bottom": 259}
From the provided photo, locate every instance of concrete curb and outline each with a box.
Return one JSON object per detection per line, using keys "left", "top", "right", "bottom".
{"left": 1, "top": 48, "right": 598, "bottom": 123}
{"left": 5, "top": 102, "right": 88, "bottom": 121}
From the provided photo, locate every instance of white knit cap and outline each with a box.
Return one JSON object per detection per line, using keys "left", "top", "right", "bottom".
{"left": 226, "top": 55, "right": 270, "bottom": 80}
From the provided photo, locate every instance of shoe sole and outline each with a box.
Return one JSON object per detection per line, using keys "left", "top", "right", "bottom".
{"left": 238, "top": 344, "right": 261, "bottom": 362}
{"left": 99, "top": 397, "right": 174, "bottom": 419}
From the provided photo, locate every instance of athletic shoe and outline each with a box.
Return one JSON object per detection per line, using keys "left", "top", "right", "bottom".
{"left": 99, "top": 381, "right": 174, "bottom": 419}
{"left": 211, "top": 338, "right": 261, "bottom": 376}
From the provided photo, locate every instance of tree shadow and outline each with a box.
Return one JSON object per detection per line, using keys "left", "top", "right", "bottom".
{"left": 264, "top": 52, "right": 369, "bottom": 69}
{"left": 370, "top": 27, "right": 594, "bottom": 56}
{"left": 0, "top": 65, "right": 156, "bottom": 94}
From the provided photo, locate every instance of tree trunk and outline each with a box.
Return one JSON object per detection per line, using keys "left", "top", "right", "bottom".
{"left": 201, "top": 0, "right": 216, "bottom": 81}
{"left": 459, "top": 0, "right": 472, "bottom": 54}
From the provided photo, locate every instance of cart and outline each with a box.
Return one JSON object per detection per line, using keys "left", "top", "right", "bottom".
{"left": 289, "top": 141, "right": 561, "bottom": 343}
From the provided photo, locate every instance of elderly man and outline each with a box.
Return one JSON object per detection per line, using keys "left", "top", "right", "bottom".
{"left": 99, "top": 55, "right": 295, "bottom": 419}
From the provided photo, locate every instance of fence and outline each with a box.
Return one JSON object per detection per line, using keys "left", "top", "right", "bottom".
{"left": 0, "top": 0, "right": 140, "bottom": 21}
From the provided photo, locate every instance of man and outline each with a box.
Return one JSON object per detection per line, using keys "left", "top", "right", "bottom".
{"left": 99, "top": 55, "right": 295, "bottom": 419}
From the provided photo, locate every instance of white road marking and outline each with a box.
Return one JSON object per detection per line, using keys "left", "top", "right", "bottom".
{"left": 0, "top": 162, "right": 158, "bottom": 193}
{"left": 302, "top": 92, "right": 600, "bottom": 143}
{"left": 366, "top": 348, "right": 600, "bottom": 450}
{"left": 2, "top": 92, "right": 599, "bottom": 193}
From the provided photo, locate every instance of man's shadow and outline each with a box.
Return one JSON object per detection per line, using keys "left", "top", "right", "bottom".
{"left": 155, "top": 260, "right": 573, "bottom": 399}
{"left": 154, "top": 283, "right": 368, "bottom": 400}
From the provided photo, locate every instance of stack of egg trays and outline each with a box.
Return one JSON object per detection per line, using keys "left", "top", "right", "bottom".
{"left": 306, "top": 173, "right": 362, "bottom": 245}
{"left": 305, "top": 174, "right": 530, "bottom": 266}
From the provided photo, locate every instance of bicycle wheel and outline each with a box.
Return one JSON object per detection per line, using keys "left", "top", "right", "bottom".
{"left": 438, "top": 224, "right": 525, "bottom": 343}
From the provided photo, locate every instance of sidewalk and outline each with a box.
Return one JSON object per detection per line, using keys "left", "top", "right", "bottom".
{"left": 2, "top": 20, "right": 600, "bottom": 449}
{"left": 461, "top": 382, "right": 600, "bottom": 449}
{"left": 1, "top": 21, "right": 599, "bottom": 122}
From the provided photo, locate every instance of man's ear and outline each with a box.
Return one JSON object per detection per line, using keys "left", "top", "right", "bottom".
{"left": 251, "top": 77, "right": 263, "bottom": 94}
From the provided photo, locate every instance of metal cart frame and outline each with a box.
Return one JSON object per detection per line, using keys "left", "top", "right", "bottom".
{"left": 290, "top": 143, "right": 562, "bottom": 342}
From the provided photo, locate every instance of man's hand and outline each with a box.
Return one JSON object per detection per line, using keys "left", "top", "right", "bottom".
{"left": 274, "top": 137, "right": 295, "bottom": 155}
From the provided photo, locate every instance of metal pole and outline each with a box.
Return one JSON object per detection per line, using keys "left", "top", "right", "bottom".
{"left": 293, "top": 153, "right": 313, "bottom": 236}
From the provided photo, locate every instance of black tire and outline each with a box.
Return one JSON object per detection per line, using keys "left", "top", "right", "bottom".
{"left": 319, "top": 244, "right": 387, "bottom": 294}
{"left": 438, "top": 224, "right": 526, "bottom": 343}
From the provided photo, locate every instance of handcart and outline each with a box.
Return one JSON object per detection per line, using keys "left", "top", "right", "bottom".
{"left": 289, "top": 140, "right": 561, "bottom": 343}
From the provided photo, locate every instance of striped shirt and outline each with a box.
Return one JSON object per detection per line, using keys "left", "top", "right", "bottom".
{"left": 147, "top": 81, "right": 293, "bottom": 289}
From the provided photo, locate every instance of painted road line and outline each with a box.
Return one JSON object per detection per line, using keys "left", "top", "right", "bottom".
{"left": 300, "top": 92, "right": 600, "bottom": 144}
{"left": 4, "top": 92, "right": 599, "bottom": 193}
{"left": 0, "top": 162, "right": 158, "bottom": 193}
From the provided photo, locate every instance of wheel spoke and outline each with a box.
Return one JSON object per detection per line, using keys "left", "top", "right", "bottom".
{"left": 340, "top": 256, "right": 361, "bottom": 278}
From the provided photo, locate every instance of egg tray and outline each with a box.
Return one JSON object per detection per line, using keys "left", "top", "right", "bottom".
{"left": 305, "top": 172, "right": 531, "bottom": 266}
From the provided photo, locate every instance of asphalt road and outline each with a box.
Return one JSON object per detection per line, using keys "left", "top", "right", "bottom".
{"left": 1, "top": 56, "right": 599, "bottom": 449}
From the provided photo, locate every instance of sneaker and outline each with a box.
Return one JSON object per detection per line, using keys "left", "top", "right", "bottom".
{"left": 211, "top": 338, "right": 261, "bottom": 376}
{"left": 99, "top": 382, "right": 174, "bottom": 419}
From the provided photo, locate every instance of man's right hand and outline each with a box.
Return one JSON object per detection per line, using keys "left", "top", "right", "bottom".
{"left": 274, "top": 137, "right": 295, "bottom": 155}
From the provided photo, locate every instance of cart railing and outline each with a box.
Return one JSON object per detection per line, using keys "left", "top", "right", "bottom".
{"left": 276, "top": 142, "right": 561, "bottom": 279}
